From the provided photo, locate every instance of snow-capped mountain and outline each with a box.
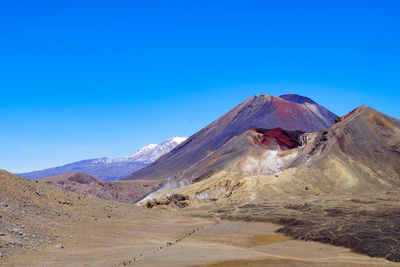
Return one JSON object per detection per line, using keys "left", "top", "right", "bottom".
{"left": 104, "top": 137, "right": 187, "bottom": 164}
{"left": 18, "top": 137, "right": 187, "bottom": 181}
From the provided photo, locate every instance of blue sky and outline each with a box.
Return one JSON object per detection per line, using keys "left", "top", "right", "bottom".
{"left": 1, "top": 0, "right": 399, "bottom": 172}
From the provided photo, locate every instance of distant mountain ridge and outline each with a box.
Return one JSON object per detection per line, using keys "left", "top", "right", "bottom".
{"left": 18, "top": 137, "right": 187, "bottom": 181}
{"left": 38, "top": 172, "right": 161, "bottom": 203}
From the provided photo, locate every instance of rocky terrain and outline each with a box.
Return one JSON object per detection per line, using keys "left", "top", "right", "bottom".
{"left": 142, "top": 105, "right": 400, "bottom": 262}
{"left": 126, "top": 94, "right": 338, "bottom": 182}
{"left": 4, "top": 170, "right": 396, "bottom": 267}
{"left": 0, "top": 169, "right": 150, "bottom": 263}
{"left": 19, "top": 137, "right": 186, "bottom": 181}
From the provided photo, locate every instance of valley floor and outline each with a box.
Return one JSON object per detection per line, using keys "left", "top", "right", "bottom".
{"left": 2, "top": 211, "right": 396, "bottom": 267}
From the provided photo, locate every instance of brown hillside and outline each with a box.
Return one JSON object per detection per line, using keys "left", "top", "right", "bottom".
{"left": 39, "top": 172, "right": 161, "bottom": 203}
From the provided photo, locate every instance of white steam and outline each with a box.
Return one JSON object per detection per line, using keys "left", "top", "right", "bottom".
{"left": 141, "top": 177, "right": 190, "bottom": 202}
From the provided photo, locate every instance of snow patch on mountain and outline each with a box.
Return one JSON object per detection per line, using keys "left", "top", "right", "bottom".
{"left": 103, "top": 137, "right": 187, "bottom": 164}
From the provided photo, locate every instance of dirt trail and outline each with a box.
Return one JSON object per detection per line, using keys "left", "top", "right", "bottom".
{"left": 119, "top": 223, "right": 211, "bottom": 265}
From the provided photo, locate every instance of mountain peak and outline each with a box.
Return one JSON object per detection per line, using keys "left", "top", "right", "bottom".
{"left": 126, "top": 94, "right": 338, "bottom": 181}
{"left": 160, "top": 137, "right": 187, "bottom": 146}
{"left": 246, "top": 94, "right": 277, "bottom": 102}
{"left": 169, "top": 137, "right": 188, "bottom": 144}
{"left": 334, "top": 105, "right": 375, "bottom": 124}
{"left": 19, "top": 137, "right": 187, "bottom": 181}
{"left": 279, "top": 94, "right": 316, "bottom": 104}
{"left": 117, "top": 137, "right": 187, "bottom": 163}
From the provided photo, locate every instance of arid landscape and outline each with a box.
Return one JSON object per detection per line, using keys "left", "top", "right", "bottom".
{"left": 1, "top": 169, "right": 398, "bottom": 267}
{"left": 2, "top": 2, "right": 400, "bottom": 266}
{"left": 1, "top": 93, "right": 400, "bottom": 266}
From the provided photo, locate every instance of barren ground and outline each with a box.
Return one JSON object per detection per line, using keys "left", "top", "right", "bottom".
{"left": 3, "top": 211, "right": 397, "bottom": 267}
{"left": 1, "top": 170, "right": 398, "bottom": 266}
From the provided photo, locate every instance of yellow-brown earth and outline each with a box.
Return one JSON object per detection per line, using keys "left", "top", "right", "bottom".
{"left": 1, "top": 170, "right": 398, "bottom": 266}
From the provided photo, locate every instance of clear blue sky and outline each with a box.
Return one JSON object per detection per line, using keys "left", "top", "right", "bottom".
{"left": 1, "top": 1, "right": 399, "bottom": 172}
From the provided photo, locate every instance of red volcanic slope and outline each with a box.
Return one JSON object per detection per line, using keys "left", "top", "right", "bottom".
{"left": 249, "top": 127, "right": 301, "bottom": 150}
{"left": 125, "top": 94, "right": 338, "bottom": 181}
{"left": 176, "top": 127, "right": 305, "bottom": 183}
